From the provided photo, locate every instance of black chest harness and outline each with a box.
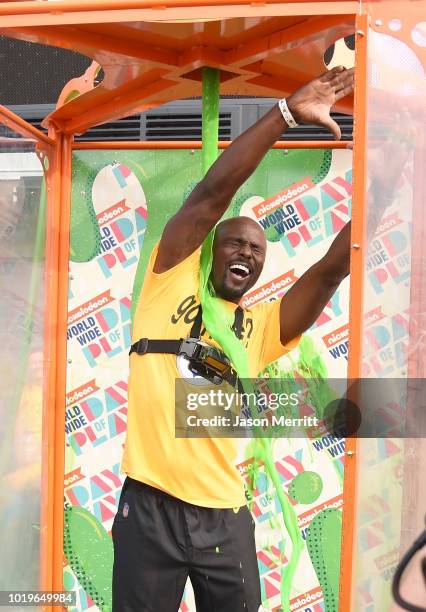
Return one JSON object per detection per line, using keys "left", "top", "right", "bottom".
{"left": 129, "top": 304, "right": 244, "bottom": 389}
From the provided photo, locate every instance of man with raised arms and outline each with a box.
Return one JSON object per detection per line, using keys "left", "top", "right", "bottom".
{"left": 111, "top": 66, "right": 392, "bottom": 612}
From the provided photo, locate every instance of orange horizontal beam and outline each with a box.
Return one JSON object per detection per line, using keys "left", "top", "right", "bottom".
{"left": 244, "top": 72, "right": 354, "bottom": 114}
{"left": 0, "top": 105, "right": 54, "bottom": 146}
{"left": 0, "top": 4, "right": 360, "bottom": 28}
{"left": 56, "top": 76, "right": 178, "bottom": 135}
{"left": 227, "top": 14, "right": 352, "bottom": 66}
{"left": 244, "top": 73, "right": 305, "bottom": 97}
{"left": 11, "top": 25, "right": 179, "bottom": 67}
{"left": 0, "top": 137, "right": 38, "bottom": 145}
{"left": 0, "top": 0, "right": 353, "bottom": 15}
{"left": 73, "top": 140, "right": 352, "bottom": 149}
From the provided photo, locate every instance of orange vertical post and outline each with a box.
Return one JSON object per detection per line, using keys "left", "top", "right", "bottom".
{"left": 41, "top": 127, "right": 73, "bottom": 609}
{"left": 339, "top": 13, "right": 369, "bottom": 611}
{"left": 40, "top": 128, "right": 61, "bottom": 596}
{"left": 55, "top": 132, "right": 73, "bottom": 600}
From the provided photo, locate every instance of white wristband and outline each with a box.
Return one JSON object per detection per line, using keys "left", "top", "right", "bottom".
{"left": 278, "top": 98, "right": 299, "bottom": 128}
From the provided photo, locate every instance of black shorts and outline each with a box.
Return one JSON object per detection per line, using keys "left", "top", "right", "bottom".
{"left": 112, "top": 477, "right": 261, "bottom": 612}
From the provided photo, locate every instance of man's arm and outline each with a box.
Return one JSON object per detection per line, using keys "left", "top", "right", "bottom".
{"left": 279, "top": 221, "right": 351, "bottom": 345}
{"left": 279, "top": 125, "right": 411, "bottom": 345}
{"left": 154, "top": 66, "right": 354, "bottom": 273}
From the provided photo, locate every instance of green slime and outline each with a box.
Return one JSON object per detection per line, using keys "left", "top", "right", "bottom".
{"left": 201, "top": 67, "right": 220, "bottom": 175}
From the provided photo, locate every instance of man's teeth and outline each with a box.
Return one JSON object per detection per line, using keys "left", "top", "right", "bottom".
{"left": 230, "top": 264, "right": 250, "bottom": 277}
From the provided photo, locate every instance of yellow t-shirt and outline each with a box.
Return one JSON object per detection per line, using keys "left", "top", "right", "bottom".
{"left": 122, "top": 243, "right": 299, "bottom": 508}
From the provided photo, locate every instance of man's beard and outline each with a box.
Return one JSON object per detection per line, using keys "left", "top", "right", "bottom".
{"left": 215, "top": 278, "right": 248, "bottom": 301}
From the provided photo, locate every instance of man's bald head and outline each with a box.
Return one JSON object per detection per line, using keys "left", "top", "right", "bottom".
{"left": 210, "top": 216, "right": 267, "bottom": 303}
{"left": 215, "top": 216, "right": 266, "bottom": 244}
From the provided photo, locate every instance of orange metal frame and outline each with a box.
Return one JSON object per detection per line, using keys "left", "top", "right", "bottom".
{"left": 38, "top": 128, "right": 73, "bottom": 610}
{"left": 0, "top": 0, "right": 359, "bottom": 22}
{"left": 40, "top": 126, "right": 59, "bottom": 599}
{"left": 0, "top": 105, "right": 54, "bottom": 146}
{"left": 55, "top": 134, "right": 74, "bottom": 598}
{"left": 0, "top": 106, "right": 74, "bottom": 609}
{"left": 0, "top": 110, "right": 63, "bottom": 601}
{"left": 1, "top": 13, "right": 355, "bottom": 134}
{"left": 339, "top": 14, "right": 368, "bottom": 611}
{"left": 40, "top": 127, "right": 69, "bottom": 599}
{"left": 73, "top": 140, "right": 352, "bottom": 150}
{"left": 0, "top": 3, "right": 368, "bottom": 611}
{"left": 0, "top": 0, "right": 352, "bottom": 12}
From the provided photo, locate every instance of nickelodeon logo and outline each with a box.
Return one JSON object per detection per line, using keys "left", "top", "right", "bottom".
{"left": 97, "top": 199, "right": 130, "bottom": 226}
{"left": 365, "top": 306, "right": 385, "bottom": 327}
{"left": 322, "top": 324, "right": 349, "bottom": 348}
{"left": 66, "top": 380, "right": 98, "bottom": 406}
{"left": 64, "top": 468, "right": 84, "bottom": 488}
{"left": 374, "top": 213, "right": 403, "bottom": 238}
{"left": 68, "top": 290, "right": 114, "bottom": 325}
{"left": 290, "top": 588, "right": 323, "bottom": 611}
{"left": 252, "top": 178, "right": 314, "bottom": 219}
{"left": 297, "top": 494, "right": 343, "bottom": 528}
{"left": 241, "top": 271, "right": 297, "bottom": 308}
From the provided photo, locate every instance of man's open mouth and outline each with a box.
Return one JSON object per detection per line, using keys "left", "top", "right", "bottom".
{"left": 228, "top": 262, "right": 251, "bottom": 280}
